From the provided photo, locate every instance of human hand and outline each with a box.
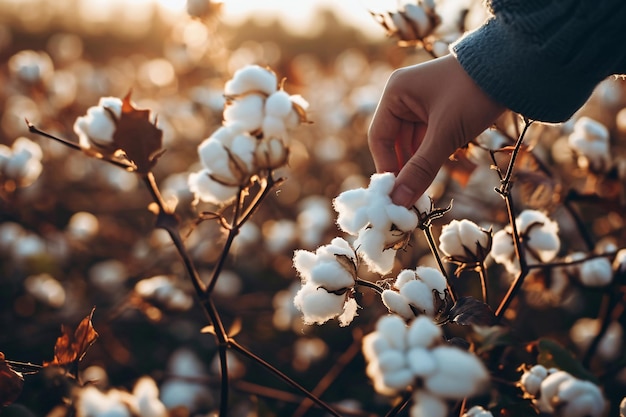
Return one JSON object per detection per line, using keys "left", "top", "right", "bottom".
{"left": 368, "top": 54, "right": 506, "bottom": 208}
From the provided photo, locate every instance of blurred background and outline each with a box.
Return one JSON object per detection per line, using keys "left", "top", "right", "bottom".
{"left": 1, "top": 0, "right": 625, "bottom": 416}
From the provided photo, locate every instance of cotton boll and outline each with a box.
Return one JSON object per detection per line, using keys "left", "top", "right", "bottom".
{"left": 377, "top": 349, "right": 408, "bottom": 373}
{"left": 406, "top": 315, "right": 442, "bottom": 348}
{"left": 265, "top": 90, "right": 293, "bottom": 118}
{"left": 400, "top": 279, "right": 435, "bottom": 316}
{"left": 376, "top": 314, "right": 408, "bottom": 351}
{"left": 519, "top": 364, "right": 548, "bottom": 396}
{"left": 382, "top": 290, "right": 414, "bottom": 319}
{"left": 407, "top": 347, "right": 437, "bottom": 377}
{"left": 570, "top": 318, "right": 623, "bottom": 362}
{"left": 8, "top": 49, "right": 54, "bottom": 84}
{"left": 556, "top": 378, "right": 606, "bottom": 417}
{"left": 333, "top": 187, "right": 370, "bottom": 234}
{"left": 223, "top": 94, "right": 265, "bottom": 133}
{"left": 382, "top": 368, "right": 415, "bottom": 391}
{"left": 224, "top": 65, "right": 277, "bottom": 96}
{"left": 536, "top": 371, "right": 574, "bottom": 413}
{"left": 74, "top": 97, "right": 123, "bottom": 151}
{"left": 310, "top": 261, "right": 356, "bottom": 291}
{"left": 579, "top": 257, "right": 613, "bottom": 287}
{"left": 424, "top": 346, "right": 489, "bottom": 399}
{"left": 414, "top": 267, "right": 448, "bottom": 295}
{"left": 462, "top": 406, "right": 493, "bottom": 417}
{"left": 410, "top": 390, "right": 448, "bottom": 417}
{"left": 188, "top": 169, "right": 238, "bottom": 205}
{"left": 24, "top": 273, "right": 66, "bottom": 308}
{"left": 403, "top": 4, "right": 431, "bottom": 38}
{"left": 293, "top": 283, "right": 347, "bottom": 325}
{"left": 355, "top": 229, "right": 397, "bottom": 274}
{"left": 133, "top": 377, "right": 167, "bottom": 417}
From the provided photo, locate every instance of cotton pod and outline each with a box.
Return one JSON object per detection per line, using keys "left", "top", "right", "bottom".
{"left": 568, "top": 116, "right": 611, "bottom": 172}
{"left": 73, "top": 96, "right": 122, "bottom": 152}
{"left": 223, "top": 94, "right": 265, "bottom": 133}
{"left": 491, "top": 210, "right": 560, "bottom": 275}
{"left": 410, "top": 390, "right": 448, "bottom": 417}
{"left": 75, "top": 385, "right": 132, "bottom": 417}
{"left": 224, "top": 65, "right": 277, "bottom": 96}
{"left": 519, "top": 364, "right": 549, "bottom": 396}
{"left": 578, "top": 257, "right": 613, "bottom": 287}
{"left": 462, "top": 406, "right": 493, "bottom": 417}
{"left": 0, "top": 136, "right": 43, "bottom": 187}
{"left": 254, "top": 136, "right": 288, "bottom": 170}
{"left": 8, "top": 49, "right": 54, "bottom": 84}
{"left": 197, "top": 131, "right": 256, "bottom": 187}
{"left": 333, "top": 173, "right": 419, "bottom": 274}
{"left": 382, "top": 267, "right": 448, "bottom": 319}
{"left": 555, "top": 378, "right": 606, "bottom": 417}
{"left": 132, "top": 377, "right": 167, "bottom": 417}
{"left": 403, "top": 4, "right": 432, "bottom": 38}
{"left": 293, "top": 281, "right": 358, "bottom": 327}
{"left": 406, "top": 314, "right": 442, "bottom": 348}
{"left": 188, "top": 169, "right": 239, "bottom": 205}
{"left": 439, "top": 219, "right": 491, "bottom": 265}
{"left": 423, "top": 346, "right": 490, "bottom": 399}
{"left": 570, "top": 318, "right": 623, "bottom": 362}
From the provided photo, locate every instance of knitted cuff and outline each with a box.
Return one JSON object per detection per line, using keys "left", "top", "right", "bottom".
{"left": 451, "top": 17, "right": 603, "bottom": 123}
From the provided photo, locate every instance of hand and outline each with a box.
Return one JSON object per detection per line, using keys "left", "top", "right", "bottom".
{"left": 368, "top": 54, "right": 506, "bottom": 207}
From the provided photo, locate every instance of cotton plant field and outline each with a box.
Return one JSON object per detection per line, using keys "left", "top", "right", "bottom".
{"left": 1, "top": 1, "right": 626, "bottom": 416}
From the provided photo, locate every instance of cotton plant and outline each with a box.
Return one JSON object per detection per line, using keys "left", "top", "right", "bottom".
{"left": 518, "top": 365, "right": 606, "bottom": 417}
{"left": 188, "top": 65, "right": 309, "bottom": 205}
{"left": 332, "top": 172, "right": 429, "bottom": 275}
{"left": 362, "top": 315, "right": 489, "bottom": 417}
{"left": 292, "top": 237, "right": 359, "bottom": 326}
{"left": 73, "top": 96, "right": 124, "bottom": 156}
{"left": 381, "top": 267, "right": 450, "bottom": 320}
{"left": 0, "top": 136, "right": 43, "bottom": 188}
{"left": 567, "top": 116, "right": 611, "bottom": 173}
{"left": 564, "top": 252, "right": 614, "bottom": 287}
{"left": 570, "top": 318, "right": 623, "bottom": 362}
{"left": 438, "top": 219, "right": 492, "bottom": 271}
{"left": 491, "top": 209, "right": 560, "bottom": 275}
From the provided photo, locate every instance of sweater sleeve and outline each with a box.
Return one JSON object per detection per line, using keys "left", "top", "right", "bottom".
{"left": 451, "top": 0, "right": 626, "bottom": 123}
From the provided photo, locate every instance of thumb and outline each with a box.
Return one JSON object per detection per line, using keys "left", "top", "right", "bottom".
{"left": 390, "top": 126, "right": 462, "bottom": 208}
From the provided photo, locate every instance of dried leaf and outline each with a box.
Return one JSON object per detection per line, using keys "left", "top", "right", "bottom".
{"left": 447, "top": 296, "right": 496, "bottom": 326}
{"left": 45, "top": 307, "right": 99, "bottom": 367}
{"left": 112, "top": 92, "right": 164, "bottom": 174}
{"left": 445, "top": 145, "right": 478, "bottom": 187}
{"left": 0, "top": 353, "right": 24, "bottom": 406}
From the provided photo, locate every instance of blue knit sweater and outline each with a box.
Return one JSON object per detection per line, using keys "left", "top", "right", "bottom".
{"left": 451, "top": 0, "right": 626, "bottom": 122}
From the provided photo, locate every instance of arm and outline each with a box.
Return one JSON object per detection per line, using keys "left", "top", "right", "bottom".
{"left": 369, "top": 0, "right": 626, "bottom": 208}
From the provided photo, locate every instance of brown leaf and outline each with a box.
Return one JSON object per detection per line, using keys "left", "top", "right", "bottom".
{"left": 45, "top": 307, "right": 99, "bottom": 367}
{"left": 112, "top": 92, "right": 164, "bottom": 174}
{"left": 0, "top": 353, "right": 24, "bottom": 406}
{"left": 444, "top": 145, "right": 478, "bottom": 187}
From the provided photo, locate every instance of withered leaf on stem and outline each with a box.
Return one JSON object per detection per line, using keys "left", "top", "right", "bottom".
{"left": 0, "top": 352, "right": 24, "bottom": 406}
{"left": 447, "top": 296, "right": 496, "bottom": 326}
{"left": 113, "top": 92, "right": 164, "bottom": 174}
{"left": 45, "top": 307, "right": 99, "bottom": 367}
{"left": 445, "top": 145, "right": 478, "bottom": 188}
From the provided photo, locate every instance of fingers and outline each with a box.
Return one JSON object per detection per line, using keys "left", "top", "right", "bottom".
{"left": 390, "top": 125, "right": 456, "bottom": 207}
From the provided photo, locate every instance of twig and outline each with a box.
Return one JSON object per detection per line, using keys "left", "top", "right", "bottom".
{"left": 423, "top": 225, "right": 457, "bottom": 303}
{"left": 292, "top": 330, "right": 363, "bottom": 417}
{"left": 229, "top": 339, "right": 343, "bottom": 417}
{"left": 477, "top": 261, "right": 489, "bottom": 305}
{"left": 384, "top": 389, "right": 412, "bottom": 417}
{"left": 494, "top": 119, "right": 533, "bottom": 320}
